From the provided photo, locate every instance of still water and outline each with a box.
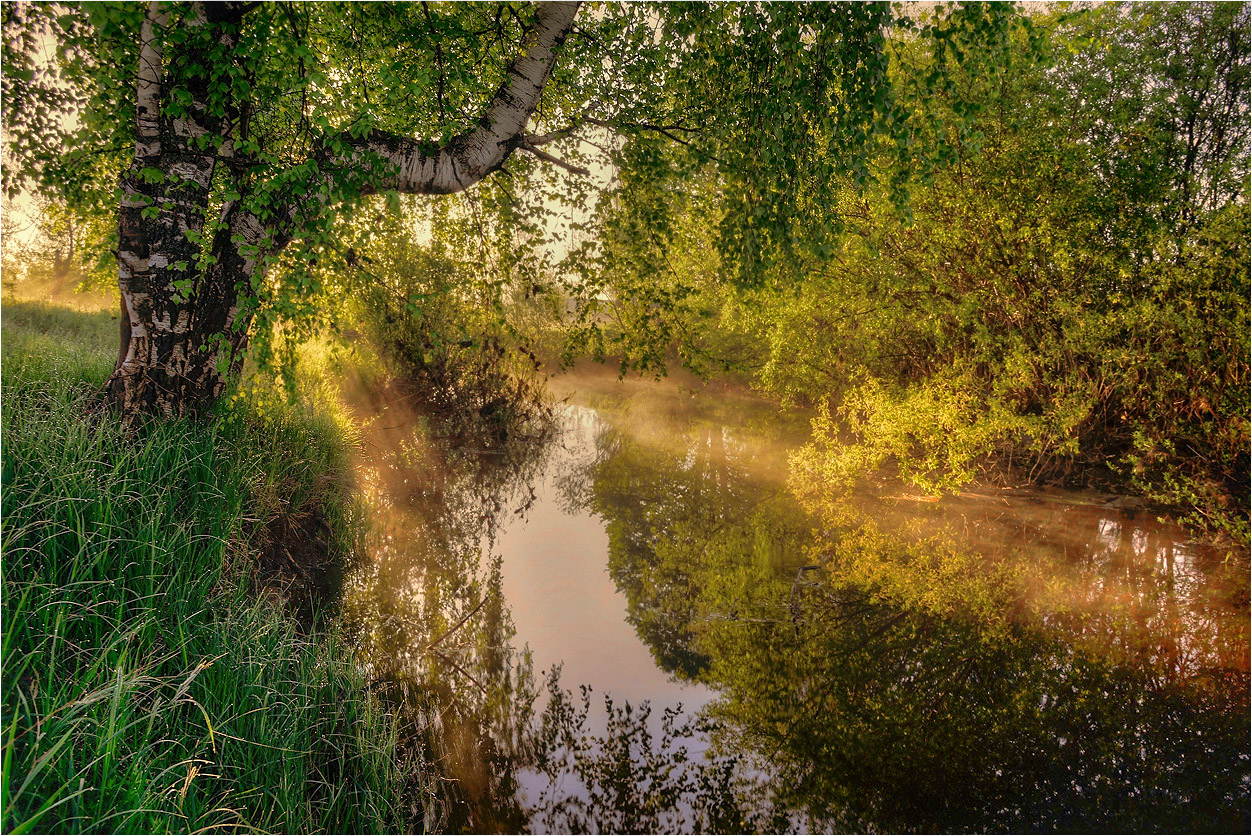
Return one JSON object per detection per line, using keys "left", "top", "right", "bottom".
{"left": 339, "top": 367, "right": 1249, "bottom": 833}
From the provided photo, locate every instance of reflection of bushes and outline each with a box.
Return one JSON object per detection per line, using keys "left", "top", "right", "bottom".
{"left": 577, "top": 420, "right": 814, "bottom": 682}
{"left": 701, "top": 581, "right": 1250, "bottom": 834}
{"left": 336, "top": 362, "right": 561, "bottom": 832}
{"left": 566, "top": 392, "right": 1248, "bottom": 831}
{"left": 785, "top": 478, "right": 1251, "bottom": 674}
{"left": 529, "top": 669, "right": 790, "bottom": 834}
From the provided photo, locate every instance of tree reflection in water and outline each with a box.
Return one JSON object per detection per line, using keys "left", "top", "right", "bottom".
{"left": 339, "top": 380, "right": 555, "bottom": 833}
{"left": 527, "top": 668, "right": 792, "bottom": 834}
{"left": 340, "top": 375, "right": 1249, "bottom": 833}
{"left": 567, "top": 396, "right": 1249, "bottom": 833}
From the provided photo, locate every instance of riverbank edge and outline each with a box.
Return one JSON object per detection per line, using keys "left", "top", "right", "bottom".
{"left": 550, "top": 355, "right": 1249, "bottom": 550}
{"left": 1, "top": 299, "right": 433, "bottom": 833}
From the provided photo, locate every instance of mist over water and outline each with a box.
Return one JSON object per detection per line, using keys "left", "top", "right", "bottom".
{"left": 339, "top": 364, "right": 1250, "bottom": 833}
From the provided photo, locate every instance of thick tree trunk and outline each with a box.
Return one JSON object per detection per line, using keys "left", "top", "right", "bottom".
{"left": 107, "top": 164, "right": 235, "bottom": 416}
{"left": 107, "top": 205, "right": 274, "bottom": 417}
{"left": 105, "top": 2, "right": 252, "bottom": 418}
{"left": 106, "top": 270, "right": 242, "bottom": 417}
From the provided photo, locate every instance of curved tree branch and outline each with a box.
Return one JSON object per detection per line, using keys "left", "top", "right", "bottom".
{"left": 346, "top": 1, "right": 581, "bottom": 196}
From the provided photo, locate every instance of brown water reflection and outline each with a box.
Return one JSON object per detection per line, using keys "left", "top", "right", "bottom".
{"left": 802, "top": 483, "right": 1249, "bottom": 681}
{"left": 339, "top": 375, "right": 552, "bottom": 833}
{"left": 338, "top": 366, "right": 1250, "bottom": 833}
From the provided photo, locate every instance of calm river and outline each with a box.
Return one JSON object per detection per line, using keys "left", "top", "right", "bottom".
{"left": 338, "top": 365, "right": 1250, "bottom": 833}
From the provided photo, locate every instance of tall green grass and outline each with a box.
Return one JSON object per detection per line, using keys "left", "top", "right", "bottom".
{"left": 1, "top": 299, "right": 427, "bottom": 833}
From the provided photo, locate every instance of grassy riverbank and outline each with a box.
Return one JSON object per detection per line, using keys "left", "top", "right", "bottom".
{"left": 1, "top": 299, "right": 425, "bottom": 833}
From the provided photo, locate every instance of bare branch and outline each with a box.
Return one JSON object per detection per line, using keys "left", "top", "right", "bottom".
{"left": 518, "top": 136, "right": 591, "bottom": 176}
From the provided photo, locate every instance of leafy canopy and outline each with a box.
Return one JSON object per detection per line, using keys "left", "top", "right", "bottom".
{"left": 3, "top": 2, "right": 1023, "bottom": 321}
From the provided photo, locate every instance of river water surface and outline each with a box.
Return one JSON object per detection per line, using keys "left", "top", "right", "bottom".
{"left": 338, "top": 366, "right": 1249, "bottom": 833}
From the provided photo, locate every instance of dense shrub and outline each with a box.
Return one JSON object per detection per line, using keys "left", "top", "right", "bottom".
{"left": 581, "top": 3, "right": 1250, "bottom": 540}
{"left": 353, "top": 211, "right": 554, "bottom": 447}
